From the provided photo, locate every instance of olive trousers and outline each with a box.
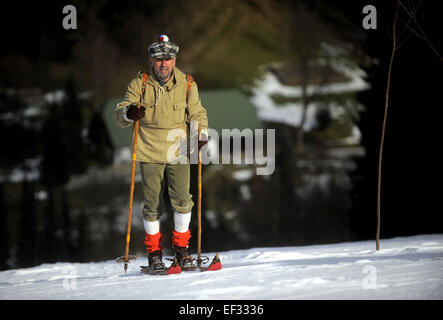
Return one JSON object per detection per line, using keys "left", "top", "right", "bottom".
{"left": 140, "top": 162, "right": 194, "bottom": 222}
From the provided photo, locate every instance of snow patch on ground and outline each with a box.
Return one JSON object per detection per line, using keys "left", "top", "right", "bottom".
{"left": 1, "top": 234, "right": 442, "bottom": 300}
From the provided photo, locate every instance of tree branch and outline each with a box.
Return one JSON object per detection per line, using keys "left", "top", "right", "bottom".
{"left": 398, "top": 0, "right": 443, "bottom": 62}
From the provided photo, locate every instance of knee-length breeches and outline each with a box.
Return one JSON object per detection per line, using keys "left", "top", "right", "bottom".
{"left": 139, "top": 162, "right": 194, "bottom": 221}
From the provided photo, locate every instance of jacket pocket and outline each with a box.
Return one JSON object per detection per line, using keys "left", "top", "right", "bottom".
{"left": 141, "top": 103, "right": 154, "bottom": 124}
{"left": 173, "top": 102, "right": 187, "bottom": 124}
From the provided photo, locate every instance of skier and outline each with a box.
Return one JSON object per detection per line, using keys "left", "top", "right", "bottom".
{"left": 113, "top": 35, "right": 208, "bottom": 273}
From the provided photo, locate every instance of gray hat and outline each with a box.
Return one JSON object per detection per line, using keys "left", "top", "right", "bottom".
{"left": 148, "top": 34, "right": 179, "bottom": 59}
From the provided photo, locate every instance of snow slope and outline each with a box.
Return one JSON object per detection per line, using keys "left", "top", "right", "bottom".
{"left": 1, "top": 234, "right": 442, "bottom": 300}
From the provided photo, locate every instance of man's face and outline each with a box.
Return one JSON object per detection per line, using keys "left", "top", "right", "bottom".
{"left": 150, "top": 57, "right": 176, "bottom": 82}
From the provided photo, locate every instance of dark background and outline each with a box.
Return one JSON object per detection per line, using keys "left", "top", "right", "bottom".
{"left": 352, "top": 0, "right": 442, "bottom": 239}
{"left": 0, "top": 0, "right": 441, "bottom": 270}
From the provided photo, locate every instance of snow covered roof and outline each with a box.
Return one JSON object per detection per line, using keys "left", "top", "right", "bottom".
{"left": 249, "top": 61, "right": 369, "bottom": 149}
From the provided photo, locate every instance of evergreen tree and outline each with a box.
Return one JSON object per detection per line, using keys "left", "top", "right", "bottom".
{"left": 275, "top": 125, "right": 300, "bottom": 244}
{"left": 63, "top": 75, "right": 89, "bottom": 174}
{"left": 87, "top": 111, "right": 113, "bottom": 166}
{"left": 40, "top": 75, "right": 89, "bottom": 188}
{"left": 39, "top": 186, "right": 58, "bottom": 263}
{"left": 0, "top": 183, "right": 9, "bottom": 270}
{"left": 61, "top": 188, "right": 75, "bottom": 261}
{"left": 16, "top": 180, "right": 37, "bottom": 267}
{"left": 40, "top": 101, "right": 71, "bottom": 187}
{"left": 76, "top": 209, "right": 90, "bottom": 262}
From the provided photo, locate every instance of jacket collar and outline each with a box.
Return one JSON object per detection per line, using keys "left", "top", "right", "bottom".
{"left": 146, "top": 67, "right": 186, "bottom": 91}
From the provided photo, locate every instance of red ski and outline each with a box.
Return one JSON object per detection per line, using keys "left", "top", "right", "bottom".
{"left": 140, "top": 258, "right": 182, "bottom": 275}
{"left": 199, "top": 254, "right": 222, "bottom": 271}
{"left": 140, "top": 254, "right": 222, "bottom": 275}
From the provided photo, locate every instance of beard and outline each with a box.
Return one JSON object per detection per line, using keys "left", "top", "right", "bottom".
{"left": 154, "top": 66, "right": 173, "bottom": 82}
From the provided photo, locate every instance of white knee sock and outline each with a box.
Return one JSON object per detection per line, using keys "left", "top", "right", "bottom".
{"left": 174, "top": 211, "right": 191, "bottom": 233}
{"left": 143, "top": 220, "right": 160, "bottom": 235}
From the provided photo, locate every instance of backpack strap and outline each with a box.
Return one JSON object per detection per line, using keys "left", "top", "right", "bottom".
{"left": 186, "top": 74, "right": 193, "bottom": 103}
{"left": 141, "top": 73, "right": 148, "bottom": 102}
{"left": 184, "top": 74, "right": 193, "bottom": 124}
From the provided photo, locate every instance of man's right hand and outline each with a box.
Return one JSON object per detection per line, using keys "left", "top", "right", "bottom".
{"left": 126, "top": 103, "right": 146, "bottom": 121}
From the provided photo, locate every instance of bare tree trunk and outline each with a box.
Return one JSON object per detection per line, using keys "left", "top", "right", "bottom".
{"left": 377, "top": 0, "right": 400, "bottom": 250}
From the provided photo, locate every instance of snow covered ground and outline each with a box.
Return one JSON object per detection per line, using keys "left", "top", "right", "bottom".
{"left": 1, "top": 234, "right": 442, "bottom": 300}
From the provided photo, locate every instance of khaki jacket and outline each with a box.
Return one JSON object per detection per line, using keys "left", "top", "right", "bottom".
{"left": 113, "top": 67, "right": 208, "bottom": 163}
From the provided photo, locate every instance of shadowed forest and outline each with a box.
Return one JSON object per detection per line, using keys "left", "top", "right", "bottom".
{"left": 0, "top": 0, "right": 441, "bottom": 270}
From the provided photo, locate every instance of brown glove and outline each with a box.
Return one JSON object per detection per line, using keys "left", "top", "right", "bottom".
{"left": 126, "top": 103, "right": 146, "bottom": 121}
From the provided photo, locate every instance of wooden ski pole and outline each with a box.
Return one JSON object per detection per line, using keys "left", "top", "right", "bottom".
{"left": 195, "top": 130, "right": 222, "bottom": 272}
{"left": 197, "top": 128, "right": 203, "bottom": 268}
{"left": 117, "top": 73, "right": 148, "bottom": 273}
{"left": 122, "top": 119, "right": 140, "bottom": 273}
